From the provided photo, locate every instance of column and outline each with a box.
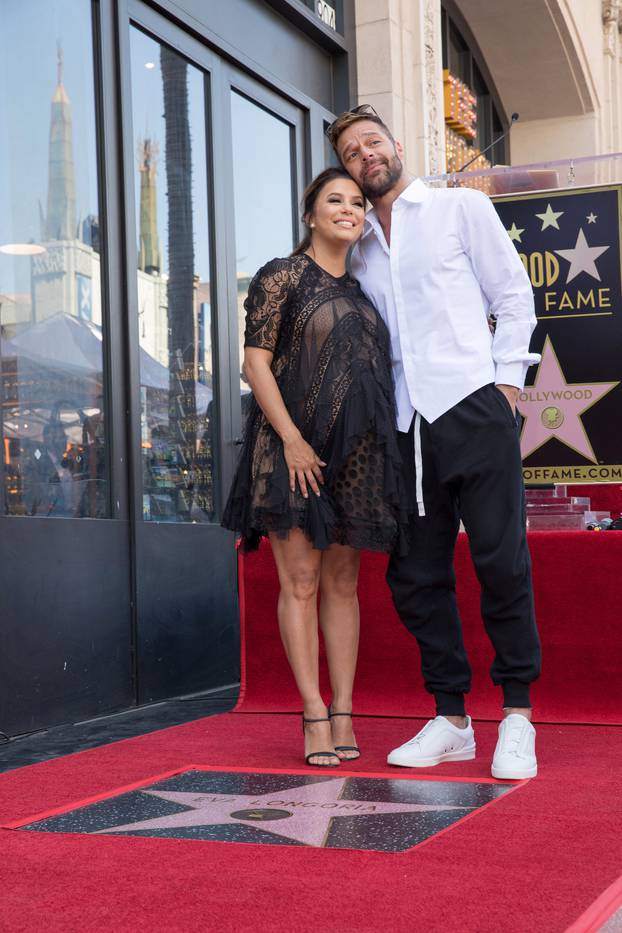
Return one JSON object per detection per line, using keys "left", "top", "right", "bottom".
{"left": 354, "top": 0, "right": 445, "bottom": 176}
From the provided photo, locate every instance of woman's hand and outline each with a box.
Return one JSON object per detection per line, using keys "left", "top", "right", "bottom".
{"left": 242, "top": 348, "right": 326, "bottom": 497}
{"left": 283, "top": 432, "right": 326, "bottom": 498}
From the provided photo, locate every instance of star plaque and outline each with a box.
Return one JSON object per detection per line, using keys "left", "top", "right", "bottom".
{"left": 15, "top": 769, "right": 517, "bottom": 853}
{"left": 492, "top": 185, "right": 622, "bottom": 481}
{"left": 518, "top": 336, "right": 619, "bottom": 462}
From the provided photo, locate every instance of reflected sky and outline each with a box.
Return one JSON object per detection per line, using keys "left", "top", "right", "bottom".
{"left": 0, "top": 2, "right": 301, "bottom": 299}
{"left": 231, "top": 91, "right": 296, "bottom": 276}
{"left": 0, "top": 0, "right": 99, "bottom": 295}
{"left": 130, "top": 27, "right": 210, "bottom": 284}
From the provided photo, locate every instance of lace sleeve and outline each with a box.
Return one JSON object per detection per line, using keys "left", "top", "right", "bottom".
{"left": 243, "top": 257, "right": 292, "bottom": 352}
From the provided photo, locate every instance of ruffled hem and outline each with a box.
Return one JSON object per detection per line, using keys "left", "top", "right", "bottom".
{"left": 227, "top": 504, "right": 405, "bottom": 555}
{"left": 221, "top": 371, "right": 411, "bottom": 555}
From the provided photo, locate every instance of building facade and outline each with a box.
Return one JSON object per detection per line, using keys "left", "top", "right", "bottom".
{"left": 2, "top": 0, "right": 617, "bottom": 739}
{"left": 354, "top": 0, "right": 622, "bottom": 176}
{"left": 0, "top": 0, "right": 354, "bottom": 736}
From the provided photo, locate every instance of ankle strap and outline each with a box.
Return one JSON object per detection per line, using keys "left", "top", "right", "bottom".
{"left": 329, "top": 711, "right": 353, "bottom": 718}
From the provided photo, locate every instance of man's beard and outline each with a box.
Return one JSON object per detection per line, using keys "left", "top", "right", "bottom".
{"left": 360, "top": 154, "right": 403, "bottom": 198}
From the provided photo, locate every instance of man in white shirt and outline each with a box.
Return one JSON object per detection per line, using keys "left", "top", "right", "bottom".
{"left": 328, "top": 105, "right": 541, "bottom": 780}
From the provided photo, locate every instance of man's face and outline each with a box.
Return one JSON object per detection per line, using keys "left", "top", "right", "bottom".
{"left": 336, "top": 120, "right": 404, "bottom": 199}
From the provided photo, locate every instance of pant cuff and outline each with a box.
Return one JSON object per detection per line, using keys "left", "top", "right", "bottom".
{"left": 434, "top": 691, "right": 466, "bottom": 717}
{"left": 502, "top": 679, "right": 531, "bottom": 709}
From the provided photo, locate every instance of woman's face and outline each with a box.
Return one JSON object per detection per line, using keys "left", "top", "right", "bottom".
{"left": 308, "top": 177, "right": 365, "bottom": 247}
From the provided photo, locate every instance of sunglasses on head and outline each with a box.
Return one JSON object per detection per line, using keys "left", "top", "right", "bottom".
{"left": 324, "top": 104, "right": 379, "bottom": 141}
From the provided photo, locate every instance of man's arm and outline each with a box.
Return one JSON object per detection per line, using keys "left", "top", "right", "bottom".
{"left": 460, "top": 190, "right": 541, "bottom": 410}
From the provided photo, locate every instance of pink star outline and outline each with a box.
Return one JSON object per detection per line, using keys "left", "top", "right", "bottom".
{"left": 94, "top": 778, "right": 470, "bottom": 847}
{"left": 517, "top": 336, "right": 619, "bottom": 462}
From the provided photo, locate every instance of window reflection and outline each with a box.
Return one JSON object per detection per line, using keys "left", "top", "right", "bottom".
{"left": 0, "top": 0, "right": 108, "bottom": 517}
{"left": 130, "top": 29, "right": 215, "bottom": 523}
{"left": 231, "top": 92, "right": 295, "bottom": 400}
{"left": 324, "top": 122, "right": 341, "bottom": 169}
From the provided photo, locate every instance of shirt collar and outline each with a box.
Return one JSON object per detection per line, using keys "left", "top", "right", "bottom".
{"left": 361, "top": 178, "right": 429, "bottom": 238}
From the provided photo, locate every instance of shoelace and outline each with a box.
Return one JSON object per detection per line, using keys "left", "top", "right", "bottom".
{"left": 502, "top": 721, "right": 524, "bottom": 754}
{"left": 407, "top": 723, "right": 432, "bottom": 746}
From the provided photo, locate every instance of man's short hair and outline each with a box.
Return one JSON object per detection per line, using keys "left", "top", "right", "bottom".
{"left": 326, "top": 104, "right": 395, "bottom": 156}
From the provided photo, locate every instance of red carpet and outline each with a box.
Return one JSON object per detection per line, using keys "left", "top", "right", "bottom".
{"left": 2, "top": 532, "right": 621, "bottom": 931}
{"left": 568, "top": 874, "right": 622, "bottom": 933}
{"left": 236, "top": 533, "right": 622, "bottom": 724}
{"left": 1, "top": 714, "right": 622, "bottom": 932}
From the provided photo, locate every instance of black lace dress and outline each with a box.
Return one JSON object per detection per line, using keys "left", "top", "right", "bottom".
{"left": 222, "top": 253, "right": 408, "bottom": 552}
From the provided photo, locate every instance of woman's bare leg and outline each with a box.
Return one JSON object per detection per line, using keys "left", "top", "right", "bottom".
{"left": 319, "top": 544, "right": 361, "bottom": 759}
{"left": 269, "top": 529, "right": 336, "bottom": 765}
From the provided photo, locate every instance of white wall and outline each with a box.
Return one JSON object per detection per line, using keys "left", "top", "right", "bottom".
{"left": 354, "top": 1, "right": 619, "bottom": 176}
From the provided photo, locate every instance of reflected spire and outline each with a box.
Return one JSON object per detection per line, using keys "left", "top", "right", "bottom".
{"left": 45, "top": 41, "right": 76, "bottom": 240}
{"left": 137, "top": 137, "right": 162, "bottom": 274}
{"left": 57, "top": 40, "right": 63, "bottom": 86}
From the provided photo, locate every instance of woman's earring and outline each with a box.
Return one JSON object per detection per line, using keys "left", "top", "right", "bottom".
{"left": 310, "top": 223, "right": 315, "bottom": 228}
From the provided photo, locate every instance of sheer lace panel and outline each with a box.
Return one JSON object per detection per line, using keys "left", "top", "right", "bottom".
{"left": 243, "top": 256, "right": 306, "bottom": 353}
{"left": 223, "top": 254, "right": 409, "bottom": 552}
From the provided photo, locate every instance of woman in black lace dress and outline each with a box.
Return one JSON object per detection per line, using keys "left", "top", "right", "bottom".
{"left": 222, "top": 168, "right": 406, "bottom": 766}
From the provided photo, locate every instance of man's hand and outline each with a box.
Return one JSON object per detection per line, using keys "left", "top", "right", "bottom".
{"left": 496, "top": 383, "right": 519, "bottom": 414}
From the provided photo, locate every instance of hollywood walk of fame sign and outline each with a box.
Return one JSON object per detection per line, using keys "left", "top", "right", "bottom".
{"left": 15, "top": 769, "right": 515, "bottom": 853}
{"left": 493, "top": 185, "right": 622, "bottom": 484}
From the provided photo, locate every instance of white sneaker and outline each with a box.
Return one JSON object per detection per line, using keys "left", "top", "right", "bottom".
{"left": 491, "top": 714, "right": 537, "bottom": 779}
{"left": 387, "top": 716, "right": 476, "bottom": 768}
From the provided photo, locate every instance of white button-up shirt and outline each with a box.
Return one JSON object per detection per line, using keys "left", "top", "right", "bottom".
{"left": 351, "top": 178, "right": 540, "bottom": 427}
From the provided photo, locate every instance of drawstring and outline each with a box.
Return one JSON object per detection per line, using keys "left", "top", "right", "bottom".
{"left": 414, "top": 412, "right": 425, "bottom": 517}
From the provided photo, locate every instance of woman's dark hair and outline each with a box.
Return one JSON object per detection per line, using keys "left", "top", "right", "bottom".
{"left": 291, "top": 167, "right": 360, "bottom": 256}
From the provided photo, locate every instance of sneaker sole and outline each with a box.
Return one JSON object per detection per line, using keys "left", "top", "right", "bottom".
{"left": 491, "top": 764, "right": 537, "bottom": 780}
{"left": 387, "top": 745, "right": 476, "bottom": 768}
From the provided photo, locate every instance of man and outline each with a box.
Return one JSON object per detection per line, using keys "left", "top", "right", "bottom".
{"left": 328, "top": 105, "right": 542, "bottom": 780}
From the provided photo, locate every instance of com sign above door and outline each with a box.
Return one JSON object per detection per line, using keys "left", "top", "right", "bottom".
{"left": 316, "top": 0, "right": 336, "bottom": 30}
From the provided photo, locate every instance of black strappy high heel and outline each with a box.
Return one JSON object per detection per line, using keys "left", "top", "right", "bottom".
{"left": 328, "top": 709, "right": 361, "bottom": 761}
{"left": 302, "top": 715, "right": 340, "bottom": 767}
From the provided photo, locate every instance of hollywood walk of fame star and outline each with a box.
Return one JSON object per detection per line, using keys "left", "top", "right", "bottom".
{"left": 506, "top": 222, "right": 525, "bottom": 243}
{"left": 555, "top": 228, "right": 610, "bottom": 284}
{"left": 536, "top": 203, "right": 564, "bottom": 231}
{"left": 517, "top": 336, "right": 619, "bottom": 462}
{"left": 94, "top": 778, "right": 471, "bottom": 847}
{"left": 586, "top": 212, "right": 598, "bottom": 224}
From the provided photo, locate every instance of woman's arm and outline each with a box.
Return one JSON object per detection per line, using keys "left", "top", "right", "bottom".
{"left": 244, "top": 346, "right": 325, "bottom": 499}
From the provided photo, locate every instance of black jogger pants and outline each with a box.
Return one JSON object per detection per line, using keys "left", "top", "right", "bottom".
{"left": 387, "top": 383, "right": 541, "bottom": 716}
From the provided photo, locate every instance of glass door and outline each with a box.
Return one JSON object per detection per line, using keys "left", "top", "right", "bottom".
{"left": 125, "top": 8, "right": 241, "bottom": 702}
{"left": 124, "top": 4, "right": 307, "bottom": 704}
{"left": 129, "top": 26, "right": 216, "bottom": 525}
{"left": 223, "top": 67, "right": 306, "bottom": 450}
{"left": 0, "top": 0, "right": 134, "bottom": 734}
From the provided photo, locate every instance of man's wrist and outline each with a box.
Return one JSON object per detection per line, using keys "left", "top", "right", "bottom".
{"left": 496, "top": 383, "right": 519, "bottom": 399}
{"left": 496, "top": 383, "right": 519, "bottom": 412}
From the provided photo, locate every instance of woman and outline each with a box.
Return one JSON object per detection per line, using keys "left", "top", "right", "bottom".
{"left": 222, "top": 167, "right": 406, "bottom": 767}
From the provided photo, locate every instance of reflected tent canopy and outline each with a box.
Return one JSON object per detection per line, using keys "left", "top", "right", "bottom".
{"left": 2, "top": 310, "right": 212, "bottom": 386}
{"left": 5, "top": 311, "right": 212, "bottom": 401}
{"left": 0, "top": 312, "right": 212, "bottom": 443}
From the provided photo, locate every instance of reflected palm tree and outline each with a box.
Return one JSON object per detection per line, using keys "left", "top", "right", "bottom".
{"left": 161, "top": 45, "right": 197, "bottom": 518}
